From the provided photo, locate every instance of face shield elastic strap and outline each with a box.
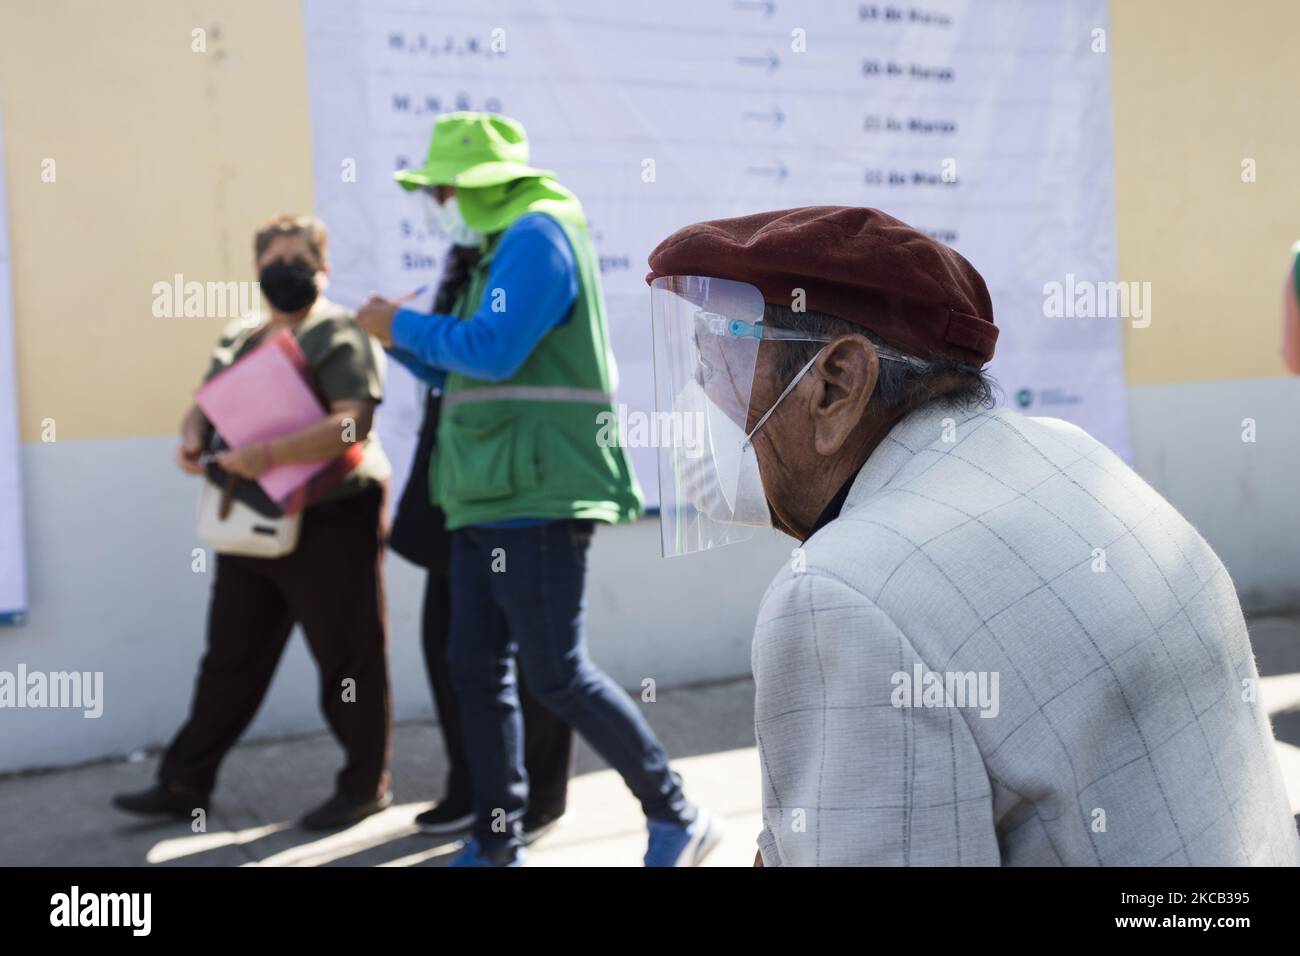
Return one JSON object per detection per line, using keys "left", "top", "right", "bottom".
{"left": 741, "top": 347, "right": 826, "bottom": 451}
{"left": 739, "top": 323, "right": 933, "bottom": 449}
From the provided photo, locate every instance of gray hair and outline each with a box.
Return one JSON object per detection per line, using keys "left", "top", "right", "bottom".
{"left": 761, "top": 302, "right": 997, "bottom": 415}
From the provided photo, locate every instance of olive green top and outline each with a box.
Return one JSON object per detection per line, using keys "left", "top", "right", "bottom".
{"left": 204, "top": 298, "right": 390, "bottom": 502}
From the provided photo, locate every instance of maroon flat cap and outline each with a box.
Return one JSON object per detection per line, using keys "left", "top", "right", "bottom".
{"left": 646, "top": 206, "right": 997, "bottom": 366}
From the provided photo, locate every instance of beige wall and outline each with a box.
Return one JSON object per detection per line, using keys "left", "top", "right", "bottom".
{"left": 1112, "top": 0, "right": 1300, "bottom": 384}
{"left": 2, "top": 0, "right": 1297, "bottom": 441}
{"left": 0, "top": 0, "right": 313, "bottom": 443}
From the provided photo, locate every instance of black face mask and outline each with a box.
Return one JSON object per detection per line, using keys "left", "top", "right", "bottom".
{"left": 258, "top": 260, "right": 319, "bottom": 313}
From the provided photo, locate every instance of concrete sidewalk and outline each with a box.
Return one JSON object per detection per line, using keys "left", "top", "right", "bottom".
{"left": 2, "top": 616, "right": 1299, "bottom": 867}
{"left": 0, "top": 679, "right": 761, "bottom": 867}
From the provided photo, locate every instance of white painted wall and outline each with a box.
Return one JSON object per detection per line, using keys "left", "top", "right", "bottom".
{"left": 0, "top": 434, "right": 791, "bottom": 774}
{"left": 3, "top": 377, "right": 1297, "bottom": 774}
{"left": 1127, "top": 377, "right": 1300, "bottom": 613}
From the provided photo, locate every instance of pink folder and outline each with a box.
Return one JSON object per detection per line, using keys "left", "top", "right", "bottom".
{"left": 195, "top": 328, "right": 330, "bottom": 503}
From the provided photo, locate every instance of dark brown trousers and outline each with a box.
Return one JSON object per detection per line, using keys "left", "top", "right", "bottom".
{"left": 160, "top": 483, "right": 392, "bottom": 801}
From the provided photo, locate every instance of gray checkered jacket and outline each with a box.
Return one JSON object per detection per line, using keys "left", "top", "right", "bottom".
{"left": 753, "top": 402, "right": 1299, "bottom": 866}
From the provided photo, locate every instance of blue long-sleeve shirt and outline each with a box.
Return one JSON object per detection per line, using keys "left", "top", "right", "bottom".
{"left": 386, "top": 212, "right": 578, "bottom": 388}
{"left": 387, "top": 212, "right": 580, "bottom": 529}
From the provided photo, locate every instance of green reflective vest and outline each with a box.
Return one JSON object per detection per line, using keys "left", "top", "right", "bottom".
{"left": 430, "top": 214, "right": 644, "bottom": 530}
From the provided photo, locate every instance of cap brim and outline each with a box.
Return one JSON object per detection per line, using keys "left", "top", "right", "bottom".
{"left": 394, "top": 160, "right": 554, "bottom": 191}
{"left": 393, "top": 169, "right": 437, "bottom": 191}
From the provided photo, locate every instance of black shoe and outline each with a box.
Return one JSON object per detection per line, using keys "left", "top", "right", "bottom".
{"left": 522, "top": 808, "right": 566, "bottom": 845}
{"left": 415, "top": 798, "right": 476, "bottom": 836}
{"left": 112, "top": 783, "right": 208, "bottom": 820}
{"left": 300, "top": 790, "right": 393, "bottom": 831}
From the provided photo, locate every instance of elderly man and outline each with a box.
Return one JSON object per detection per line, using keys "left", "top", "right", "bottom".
{"left": 647, "top": 206, "right": 1300, "bottom": 866}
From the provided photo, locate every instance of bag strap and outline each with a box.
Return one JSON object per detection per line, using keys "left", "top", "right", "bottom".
{"left": 218, "top": 474, "right": 237, "bottom": 521}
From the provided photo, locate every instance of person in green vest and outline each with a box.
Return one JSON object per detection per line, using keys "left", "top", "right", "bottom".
{"left": 358, "top": 112, "right": 718, "bottom": 867}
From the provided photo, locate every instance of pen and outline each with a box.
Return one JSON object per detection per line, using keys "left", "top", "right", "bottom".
{"left": 394, "top": 284, "right": 429, "bottom": 305}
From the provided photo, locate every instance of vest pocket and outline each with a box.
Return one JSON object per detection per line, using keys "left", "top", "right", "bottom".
{"left": 438, "top": 409, "right": 540, "bottom": 503}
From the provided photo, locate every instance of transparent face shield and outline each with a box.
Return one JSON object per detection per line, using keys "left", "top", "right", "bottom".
{"left": 649, "top": 277, "right": 826, "bottom": 557}
{"left": 650, "top": 275, "right": 931, "bottom": 558}
{"left": 651, "top": 276, "right": 761, "bottom": 557}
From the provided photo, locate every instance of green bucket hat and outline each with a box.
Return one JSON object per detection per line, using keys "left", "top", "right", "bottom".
{"left": 393, "top": 111, "right": 555, "bottom": 191}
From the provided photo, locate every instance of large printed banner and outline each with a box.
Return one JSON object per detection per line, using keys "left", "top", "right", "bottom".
{"left": 0, "top": 103, "right": 28, "bottom": 623}
{"left": 303, "top": 0, "right": 1129, "bottom": 507}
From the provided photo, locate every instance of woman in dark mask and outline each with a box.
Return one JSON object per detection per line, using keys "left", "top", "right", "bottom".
{"left": 113, "top": 214, "right": 395, "bottom": 831}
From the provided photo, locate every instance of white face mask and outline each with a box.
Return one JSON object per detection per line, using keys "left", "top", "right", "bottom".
{"left": 671, "top": 347, "right": 824, "bottom": 531}
{"left": 673, "top": 379, "right": 772, "bottom": 527}
{"left": 422, "top": 194, "right": 484, "bottom": 248}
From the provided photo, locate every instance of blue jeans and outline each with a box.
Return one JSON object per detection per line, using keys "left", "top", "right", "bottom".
{"left": 447, "top": 520, "right": 692, "bottom": 852}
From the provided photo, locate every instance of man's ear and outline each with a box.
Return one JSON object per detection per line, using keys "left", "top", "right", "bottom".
{"left": 808, "top": 335, "right": 878, "bottom": 456}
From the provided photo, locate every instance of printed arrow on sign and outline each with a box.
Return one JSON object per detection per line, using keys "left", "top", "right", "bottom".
{"left": 744, "top": 161, "right": 788, "bottom": 181}
{"left": 735, "top": 51, "right": 779, "bottom": 73}
{"left": 742, "top": 107, "right": 785, "bottom": 127}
